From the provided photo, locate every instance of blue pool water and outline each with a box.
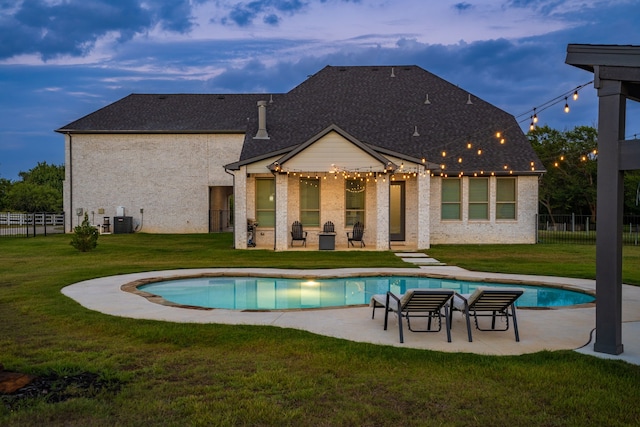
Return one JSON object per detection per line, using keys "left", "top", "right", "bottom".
{"left": 138, "top": 276, "right": 595, "bottom": 310}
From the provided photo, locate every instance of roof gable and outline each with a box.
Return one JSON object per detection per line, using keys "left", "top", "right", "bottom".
{"left": 271, "top": 125, "right": 395, "bottom": 173}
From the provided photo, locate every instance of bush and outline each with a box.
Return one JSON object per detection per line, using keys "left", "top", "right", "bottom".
{"left": 70, "top": 213, "right": 99, "bottom": 252}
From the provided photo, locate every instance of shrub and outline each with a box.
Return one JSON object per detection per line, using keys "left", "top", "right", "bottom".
{"left": 70, "top": 212, "right": 99, "bottom": 252}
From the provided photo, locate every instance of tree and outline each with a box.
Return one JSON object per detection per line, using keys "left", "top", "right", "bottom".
{"left": 19, "top": 161, "right": 64, "bottom": 194}
{"left": 3, "top": 162, "right": 64, "bottom": 212}
{"left": 6, "top": 182, "right": 61, "bottom": 212}
{"left": 624, "top": 170, "right": 640, "bottom": 215}
{"left": 528, "top": 125, "right": 598, "bottom": 217}
{"left": 70, "top": 212, "right": 99, "bottom": 252}
{"left": 0, "top": 178, "right": 12, "bottom": 211}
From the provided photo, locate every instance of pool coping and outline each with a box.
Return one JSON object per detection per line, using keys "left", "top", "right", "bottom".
{"left": 60, "top": 267, "right": 640, "bottom": 362}
{"left": 121, "top": 270, "right": 596, "bottom": 311}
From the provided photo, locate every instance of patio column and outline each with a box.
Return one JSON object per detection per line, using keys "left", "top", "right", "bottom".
{"left": 417, "top": 173, "right": 431, "bottom": 249}
{"left": 594, "top": 79, "right": 626, "bottom": 355}
{"left": 375, "top": 177, "right": 390, "bottom": 250}
{"left": 234, "top": 168, "right": 248, "bottom": 249}
{"left": 566, "top": 44, "right": 640, "bottom": 355}
{"left": 274, "top": 173, "right": 289, "bottom": 251}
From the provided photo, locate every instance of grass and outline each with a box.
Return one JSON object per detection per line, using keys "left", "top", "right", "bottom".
{"left": 1, "top": 233, "right": 640, "bottom": 426}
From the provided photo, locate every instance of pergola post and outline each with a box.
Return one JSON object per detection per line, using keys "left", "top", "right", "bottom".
{"left": 566, "top": 44, "right": 640, "bottom": 355}
{"left": 594, "top": 79, "right": 626, "bottom": 354}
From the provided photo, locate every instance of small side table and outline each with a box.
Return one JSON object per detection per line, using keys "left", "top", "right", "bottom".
{"left": 318, "top": 233, "right": 336, "bottom": 250}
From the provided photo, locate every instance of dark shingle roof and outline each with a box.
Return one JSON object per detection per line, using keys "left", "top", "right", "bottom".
{"left": 244, "top": 66, "right": 543, "bottom": 173}
{"left": 56, "top": 65, "right": 542, "bottom": 173}
{"left": 56, "top": 93, "right": 266, "bottom": 132}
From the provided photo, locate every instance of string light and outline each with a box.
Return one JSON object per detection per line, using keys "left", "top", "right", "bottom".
{"left": 564, "top": 97, "right": 570, "bottom": 113}
{"left": 573, "top": 90, "right": 578, "bottom": 101}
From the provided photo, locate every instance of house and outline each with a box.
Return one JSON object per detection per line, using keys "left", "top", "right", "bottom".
{"left": 56, "top": 65, "right": 544, "bottom": 250}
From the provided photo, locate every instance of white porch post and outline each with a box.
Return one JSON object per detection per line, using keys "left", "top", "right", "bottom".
{"left": 375, "top": 177, "right": 390, "bottom": 250}
{"left": 234, "top": 168, "right": 247, "bottom": 249}
{"left": 417, "top": 173, "right": 431, "bottom": 249}
{"left": 274, "top": 173, "right": 289, "bottom": 251}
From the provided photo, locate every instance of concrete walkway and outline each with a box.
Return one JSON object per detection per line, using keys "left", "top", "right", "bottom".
{"left": 61, "top": 264, "right": 640, "bottom": 365}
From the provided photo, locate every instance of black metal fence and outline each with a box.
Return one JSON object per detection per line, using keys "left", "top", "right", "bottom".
{"left": 0, "top": 212, "right": 66, "bottom": 237}
{"left": 537, "top": 213, "right": 640, "bottom": 245}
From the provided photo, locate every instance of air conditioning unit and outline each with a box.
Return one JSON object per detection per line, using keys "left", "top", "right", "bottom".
{"left": 113, "top": 216, "right": 133, "bottom": 234}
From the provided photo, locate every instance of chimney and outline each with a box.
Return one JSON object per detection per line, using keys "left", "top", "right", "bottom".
{"left": 254, "top": 100, "right": 269, "bottom": 139}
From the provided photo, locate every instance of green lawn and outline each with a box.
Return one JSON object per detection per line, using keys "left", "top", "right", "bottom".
{"left": 1, "top": 233, "right": 640, "bottom": 426}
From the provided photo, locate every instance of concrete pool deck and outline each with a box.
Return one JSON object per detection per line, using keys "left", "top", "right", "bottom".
{"left": 61, "top": 266, "right": 640, "bottom": 365}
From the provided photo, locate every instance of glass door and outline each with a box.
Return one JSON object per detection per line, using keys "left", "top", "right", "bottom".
{"left": 389, "top": 182, "right": 405, "bottom": 241}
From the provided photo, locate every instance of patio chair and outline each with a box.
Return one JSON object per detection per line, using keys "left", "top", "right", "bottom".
{"left": 347, "top": 221, "right": 365, "bottom": 247}
{"left": 452, "top": 287, "right": 524, "bottom": 342}
{"left": 323, "top": 221, "right": 335, "bottom": 233}
{"left": 290, "top": 221, "right": 307, "bottom": 247}
{"left": 371, "top": 289, "right": 454, "bottom": 343}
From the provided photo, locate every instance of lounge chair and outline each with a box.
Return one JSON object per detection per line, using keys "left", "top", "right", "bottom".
{"left": 347, "top": 221, "right": 365, "bottom": 247}
{"left": 371, "top": 289, "right": 454, "bottom": 343}
{"left": 290, "top": 221, "right": 307, "bottom": 247}
{"left": 452, "top": 286, "right": 524, "bottom": 342}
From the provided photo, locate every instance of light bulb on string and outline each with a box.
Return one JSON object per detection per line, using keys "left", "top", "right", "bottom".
{"left": 532, "top": 108, "right": 538, "bottom": 124}
{"left": 573, "top": 90, "right": 578, "bottom": 101}
{"left": 564, "top": 97, "right": 570, "bottom": 113}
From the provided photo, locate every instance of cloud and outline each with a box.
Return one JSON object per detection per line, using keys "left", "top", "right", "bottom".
{"left": 221, "top": 0, "right": 309, "bottom": 27}
{"left": 453, "top": 2, "right": 473, "bottom": 12}
{"left": 0, "top": 0, "right": 196, "bottom": 61}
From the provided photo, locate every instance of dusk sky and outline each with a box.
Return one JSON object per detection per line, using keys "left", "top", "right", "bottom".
{"left": 1, "top": 0, "right": 639, "bottom": 180}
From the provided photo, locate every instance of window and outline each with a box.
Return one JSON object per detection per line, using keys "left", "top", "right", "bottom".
{"left": 468, "top": 178, "right": 489, "bottom": 220}
{"left": 496, "top": 177, "right": 517, "bottom": 220}
{"left": 441, "top": 178, "right": 461, "bottom": 220}
{"left": 255, "top": 178, "right": 275, "bottom": 227}
{"left": 300, "top": 178, "right": 320, "bottom": 226}
{"left": 345, "top": 179, "right": 365, "bottom": 226}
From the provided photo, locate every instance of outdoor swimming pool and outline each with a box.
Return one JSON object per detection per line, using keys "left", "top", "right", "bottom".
{"left": 138, "top": 276, "right": 595, "bottom": 310}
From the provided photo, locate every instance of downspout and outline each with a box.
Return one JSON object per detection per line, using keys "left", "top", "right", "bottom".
{"left": 67, "top": 133, "right": 73, "bottom": 232}
{"left": 224, "top": 168, "right": 236, "bottom": 249}
{"left": 270, "top": 169, "right": 277, "bottom": 251}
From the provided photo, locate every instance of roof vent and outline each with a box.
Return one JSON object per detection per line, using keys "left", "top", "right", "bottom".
{"left": 466, "top": 94, "right": 473, "bottom": 104}
{"left": 424, "top": 94, "right": 431, "bottom": 104}
{"left": 254, "top": 100, "right": 269, "bottom": 140}
{"left": 390, "top": 67, "right": 396, "bottom": 77}
{"left": 413, "top": 126, "right": 420, "bottom": 137}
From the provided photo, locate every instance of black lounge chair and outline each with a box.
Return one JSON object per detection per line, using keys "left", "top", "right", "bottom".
{"left": 371, "top": 289, "right": 455, "bottom": 343}
{"left": 452, "top": 287, "right": 524, "bottom": 342}
{"left": 347, "top": 221, "right": 365, "bottom": 247}
{"left": 290, "top": 221, "right": 307, "bottom": 247}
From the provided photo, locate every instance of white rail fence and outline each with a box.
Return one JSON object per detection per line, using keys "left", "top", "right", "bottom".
{"left": 0, "top": 212, "right": 66, "bottom": 237}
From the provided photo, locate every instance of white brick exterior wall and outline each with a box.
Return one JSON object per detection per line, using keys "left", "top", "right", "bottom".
{"left": 64, "top": 133, "right": 244, "bottom": 233}
{"left": 64, "top": 132, "right": 539, "bottom": 247}
{"left": 429, "top": 175, "right": 539, "bottom": 244}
